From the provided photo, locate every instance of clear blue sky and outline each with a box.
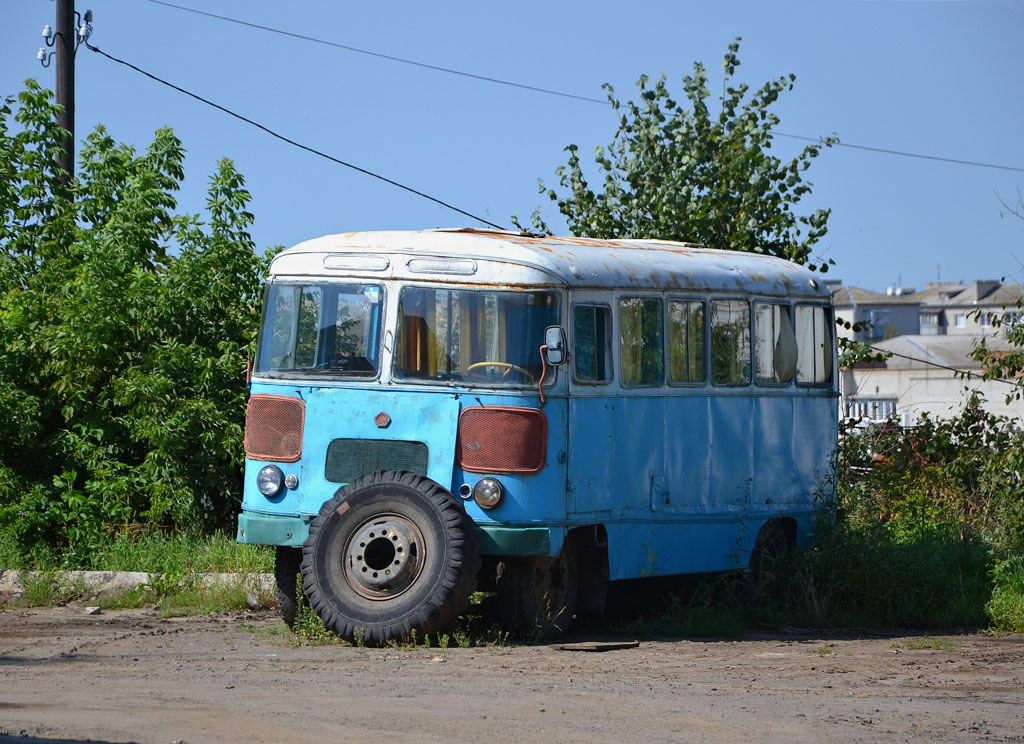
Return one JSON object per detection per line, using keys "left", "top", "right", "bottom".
{"left": 4, "top": 0, "right": 1023, "bottom": 290}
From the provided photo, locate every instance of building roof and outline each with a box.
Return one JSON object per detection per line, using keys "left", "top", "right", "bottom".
{"left": 830, "top": 280, "right": 1023, "bottom": 311}
{"left": 271, "top": 228, "right": 831, "bottom": 298}
{"left": 913, "top": 281, "right": 1021, "bottom": 309}
{"left": 870, "top": 333, "right": 1017, "bottom": 371}
{"left": 830, "top": 285, "right": 919, "bottom": 308}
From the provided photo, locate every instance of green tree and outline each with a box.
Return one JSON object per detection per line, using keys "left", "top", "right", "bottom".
{"left": 532, "top": 38, "right": 836, "bottom": 271}
{"left": 969, "top": 191, "right": 1024, "bottom": 402}
{"left": 0, "top": 82, "right": 270, "bottom": 565}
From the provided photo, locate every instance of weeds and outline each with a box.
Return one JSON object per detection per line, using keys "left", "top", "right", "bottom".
{"left": 902, "top": 637, "right": 957, "bottom": 652}
{"left": 92, "top": 531, "right": 273, "bottom": 574}
{"left": 14, "top": 572, "right": 86, "bottom": 607}
{"left": 289, "top": 584, "right": 343, "bottom": 646}
{"left": 986, "top": 556, "right": 1024, "bottom": 632}
{"left": 0, "top": 529, "right": 273, "bottom": 574}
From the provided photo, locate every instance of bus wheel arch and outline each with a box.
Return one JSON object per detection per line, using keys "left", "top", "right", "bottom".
{"left": 496, "top": 525, "right": 607, "bottom": 638}
{"left": 572, "top": 525, "right": 609, "bottom": 614}
{"left": 300, "top": 470, "right": 480, "bottom": 645}
{"left": 749, "top": 517, "right": 797, "bottom": 588}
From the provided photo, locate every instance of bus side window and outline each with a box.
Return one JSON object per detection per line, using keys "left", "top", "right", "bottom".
{"left": 668, "top": 300, "right": 705, "bottom": 383}
{"left": 573, "top": 304, "right": 612, "bottom": 383}
{"left": 755, "top": 304, "right": 797, "bottom": 384}
{"left": 710, "top": 300, "right": 751, "bottom": 385}
{"left": 619, "top": 297, "right": 664, "bottom": 386}
{"left": 795, "top": 306, "right": 834, "bottom": 384}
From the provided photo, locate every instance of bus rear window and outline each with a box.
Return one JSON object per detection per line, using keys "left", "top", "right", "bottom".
{"left": 796, "top": 306, "right": 834, "bottom": 385}
{"left": 395, "top": 287, "right": 559, "bottom": 387}
{"left": 255, "top": 284, "right": 383, "bottom": 377}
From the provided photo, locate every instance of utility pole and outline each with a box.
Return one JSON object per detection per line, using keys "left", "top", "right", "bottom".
{"left": 55, "top": 0, "right": 76, "bottom": 181}
{"left": 38, "top": 3, "right": 92, "bottom": 184}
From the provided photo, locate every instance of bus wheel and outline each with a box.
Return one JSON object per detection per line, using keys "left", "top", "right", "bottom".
{"left": 497, "top": 543, "right": 579, "bottom": 640}
{"left": 274, "top": 547, "right": 302, "bottom": 628}
{"left": 301, "top": 470, "right": 480, "bottom": 645}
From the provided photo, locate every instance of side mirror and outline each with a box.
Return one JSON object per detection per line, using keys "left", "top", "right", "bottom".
{"left": 543, "top": 325, "right": 567, "bottom": 366}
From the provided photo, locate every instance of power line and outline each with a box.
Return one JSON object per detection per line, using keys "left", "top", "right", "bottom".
{"left": 84, "top": 42, "right": 507, "bottom": 231}
{"left": 776, "top": 132, "right": 1024, "bottom": 174}
{"left": 143, "top": 0, "right": 607, "bottom": 105}
{"left": 864, "top": 343, "right": 1018, "bottom": 386}
{"left": 143, "top": 0, "right": 1024, "bottom": 175}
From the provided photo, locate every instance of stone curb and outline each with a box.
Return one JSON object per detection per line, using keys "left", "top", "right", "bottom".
{"left": 0, "top": 569, "right": 275, "bottom": 599}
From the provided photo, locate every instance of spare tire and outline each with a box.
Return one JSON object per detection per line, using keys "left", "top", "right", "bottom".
{"left": 301, "top": 470, "right": 480, "bottom": 644}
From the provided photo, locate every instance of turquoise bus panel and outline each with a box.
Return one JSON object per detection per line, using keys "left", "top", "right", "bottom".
{"left": 567, "top": 387, "right": 836, "bottom": 581}
{"left": 241, "top": 382, "right": 459, "bottom": 518}
{"left": 241, "top": 384, "right": 572, "bottom": 557}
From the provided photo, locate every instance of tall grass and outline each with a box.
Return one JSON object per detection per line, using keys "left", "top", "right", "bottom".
{"left": 0, "top": 529, "right": 272, "bottom": 574}
{"left": 782, "top": 522, "right": 992, "bottom": 629}
{"left": 91, "top": 530, "right": 272, "bottom": 574}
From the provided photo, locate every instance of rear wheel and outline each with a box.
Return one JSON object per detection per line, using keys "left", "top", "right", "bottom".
{"left": 749, "top": 520, "right": 792, "bottom": 594}
{"left": 301, "top": 470, "right": 480, "bottom": 645}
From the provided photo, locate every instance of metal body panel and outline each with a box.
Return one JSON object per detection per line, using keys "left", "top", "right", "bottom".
{"left": 566, "top": 389, "right": 835, "bottom": 581}
{"left": 269, "top": 229, "right": 831, "bottom": 298}
{"left": 241, "top": 381, "right": 460, "bottom": 518}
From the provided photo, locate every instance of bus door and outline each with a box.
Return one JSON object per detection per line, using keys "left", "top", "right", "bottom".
{"left": 565, "top": 298, "right": 616, "bottom": 516}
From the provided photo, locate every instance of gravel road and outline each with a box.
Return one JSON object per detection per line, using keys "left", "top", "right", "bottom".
{"left": 1, "top": 606, "right": 1022, "bottom": 743}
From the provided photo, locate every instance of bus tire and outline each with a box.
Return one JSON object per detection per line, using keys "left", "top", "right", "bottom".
{"left": 497, "top": 542, "right": 579, "bottom": 640}
{"left": 301, "top": 470, "right": 480, "bottom": 645}
{"left": 274, "top": 546, "right": 302, "bottom": 628}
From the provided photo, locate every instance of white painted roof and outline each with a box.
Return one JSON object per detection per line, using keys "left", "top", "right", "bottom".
{"left": 271, "top": 228, "right": 831, "bottom": 299}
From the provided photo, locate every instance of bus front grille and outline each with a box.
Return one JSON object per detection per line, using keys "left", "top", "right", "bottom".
{"left": 324, "top": 439, "right": 429, "bottom": 484}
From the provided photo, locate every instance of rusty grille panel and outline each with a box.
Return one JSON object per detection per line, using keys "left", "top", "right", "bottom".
{"left": 457, "top": 407, "right": 547, "bottom": 475}
{"left": 324, "top": 439, "right": 429, "bottom": 484}
{"left": 244, "top": 395, "right": 305, "bottom": 463}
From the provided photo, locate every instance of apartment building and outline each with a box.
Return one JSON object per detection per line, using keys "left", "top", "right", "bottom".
{"left": 829, "top": 280, "right": 1023, "bottom": 424}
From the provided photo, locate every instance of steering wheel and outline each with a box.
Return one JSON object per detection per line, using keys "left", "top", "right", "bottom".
{"left": 466, "top": 361, "right": 536, "bottom": 385}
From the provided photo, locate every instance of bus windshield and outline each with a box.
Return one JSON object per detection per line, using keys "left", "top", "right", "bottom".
{"left": 395, "top": 287, "right": 559, "bottom": 387}
{"left": 255, "top": 283, "right": 383, "bottom": 377}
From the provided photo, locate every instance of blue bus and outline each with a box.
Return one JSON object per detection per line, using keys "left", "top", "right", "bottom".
{"left": 237, "top": 229, "right": 838, "bottom": 642}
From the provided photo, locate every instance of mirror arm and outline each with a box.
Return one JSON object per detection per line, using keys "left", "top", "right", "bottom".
{"left": 537, "top": 344, "right": 549, "bottom": 407}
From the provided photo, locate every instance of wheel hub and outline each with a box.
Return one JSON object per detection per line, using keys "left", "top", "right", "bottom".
{"left": 344, "top": 514, "right": 424, "bottom": 600}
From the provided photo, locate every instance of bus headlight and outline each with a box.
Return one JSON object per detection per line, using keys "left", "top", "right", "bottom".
{"left": 256, "top": 465, "right": 285, "bottom": 497}
{"left": 473, "top": 478, "right": 504, "bottom": 510}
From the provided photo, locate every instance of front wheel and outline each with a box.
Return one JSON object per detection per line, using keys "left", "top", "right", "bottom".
{"left": 301, "top": 470, "right": 480, "bottom": 645}
{"left": 497, "top": 543, "right": 578, "bottom": 640}
{"left": 274, "top": 546, "right": 302, "bottom": 628}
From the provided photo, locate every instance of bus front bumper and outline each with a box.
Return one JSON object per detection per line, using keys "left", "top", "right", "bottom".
{"left": 237, "top": 511, "right": 551, "bottom": 556}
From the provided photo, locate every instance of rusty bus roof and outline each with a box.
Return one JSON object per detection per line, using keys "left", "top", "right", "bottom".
{"left": 273, "top": 228, "right": 831, "bottom": 299}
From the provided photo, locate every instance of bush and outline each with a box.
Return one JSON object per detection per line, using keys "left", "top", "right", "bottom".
{"left": 0, "top": 83, "right": 271, "bottom": 564}
{"left": 838, "top": 393, "right": 1024, "bottom": 553}
{"left": 987, "top": 556, "right": 1024, "bottom": 632}
{"left": 784, "top": 522, "right": 992, "bottom": 629}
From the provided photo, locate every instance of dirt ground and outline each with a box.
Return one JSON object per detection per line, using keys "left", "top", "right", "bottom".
{"left": 1, "top": 605, "right": 1022, "bottom": 744}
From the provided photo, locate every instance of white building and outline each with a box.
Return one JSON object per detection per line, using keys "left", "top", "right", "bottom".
{"left": 840, "top": 333, "right": 1023, "bottom": 425}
